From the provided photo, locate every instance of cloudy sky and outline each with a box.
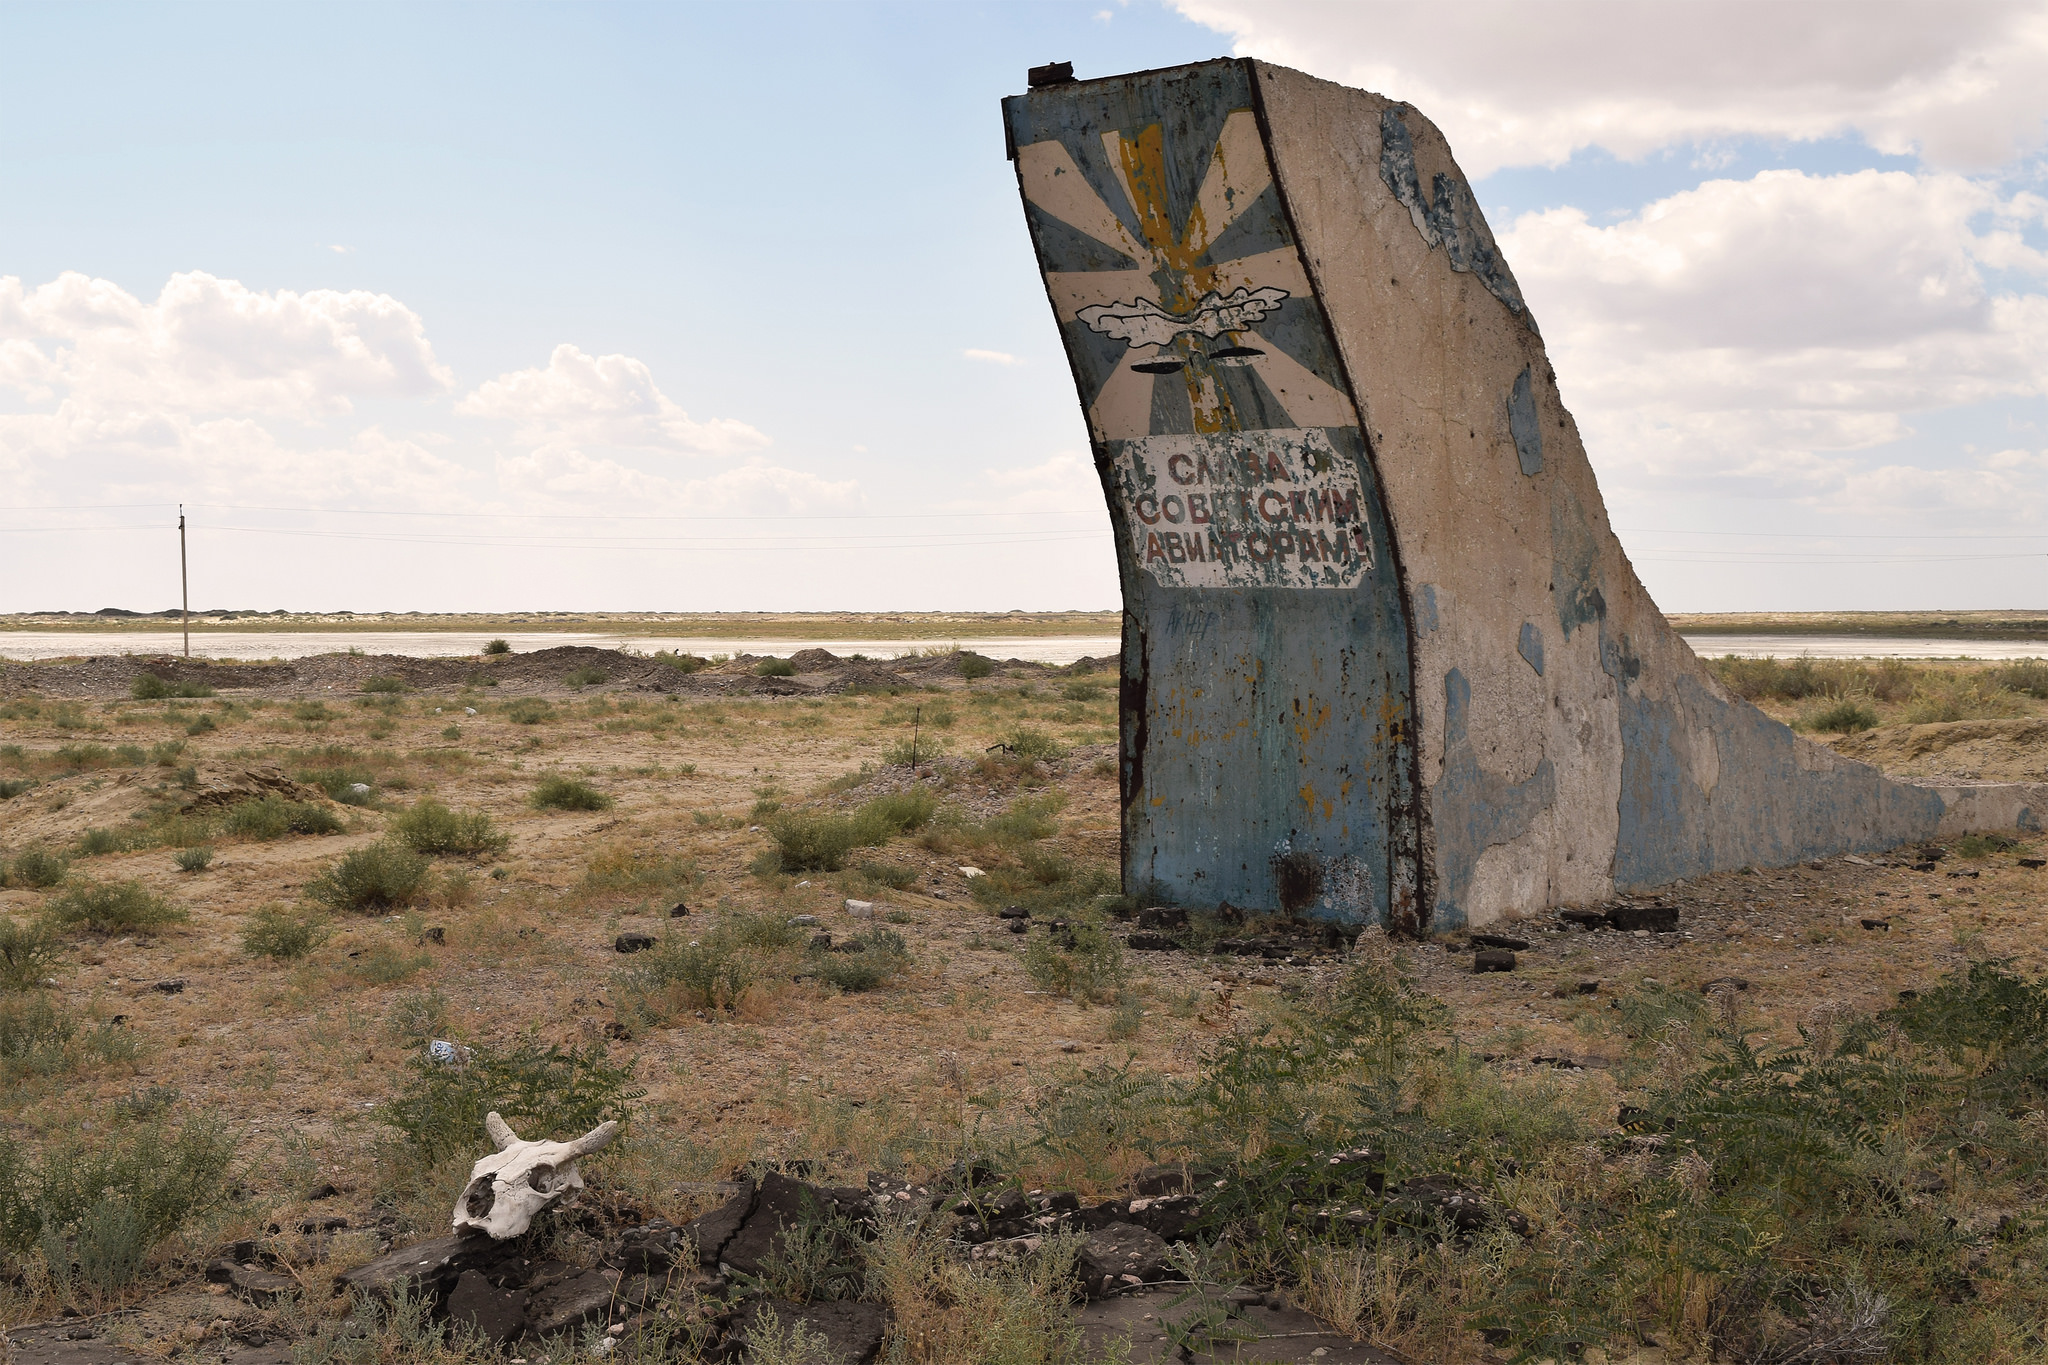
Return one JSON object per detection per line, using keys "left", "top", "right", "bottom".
{"left": 3, "top": 1, "right": 2045, "bottom": 614}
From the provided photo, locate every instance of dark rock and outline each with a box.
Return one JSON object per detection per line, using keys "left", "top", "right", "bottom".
{"left": 152, "top": 977, "right": 187, "bottom": 994}
{"left": 810, "top": 932, "right": 834, "bottom": 950}
{"left": 607, "top": 1219, "right": 683, "bottom": 1275}
{"left": 720, "top": 1173, "right": 865, "bottom": 1276}
{"left": 1008, "top": 919, "right": 1027, "bottom": 934}
{"left": 445, "top": 1268, "right": 528, "bottom": 1345}
{"left": 1948, "top": 869, "right": 1980, "bottom": 879}
{"left": 1390, "top": 1175, "right": 1529, "bottom": 1237}
{"left": 1918, "top": 846, "right": 1946, "bottom": 861}
{"left": 1474, "top": 949, "right": 1517, "bottom": 973}
{"left": 1130, "top": 1164, "right": 1192, "bottom": 1197}
{"left": 1576, "top": 979, "right": 1600, "bottom": 994}
{"left": 2020, "top": 858, "right": 2045, "bottom": 870}
{"left": 335, "top": 1230, "right": 520, "bottom": 1300}
{"left": 205, "top": 1258, "right": 295, "bottom": 1304}
{"left": 1124, "top": 931, "right": 1177, "bottom": 950}
{"left": 733, "top": 1297, "right": 888, "bottom": 1365}
{"left": 614, "top": 932, "right": 657, "bottom": 954}
{"left": 996, "top": 905, "right": 1031, "bottom": 920}
{"left": 1076, "top": 1222, "right": 1172, "bottom": 1298}
{"left": 1136, "top": 905, "right": 1188, "bottom": 930}
{"left": 524, "top": 1267, "right": 619, "bottom": 1338}
{"left": 1073, "top": 1199, "right": 1130, "bottom": 1231}
{"left": 670, "top": 902, "right": 691, "bottom": 917}
{"left": 1606, "top": 903, "right": 1678, "bottom": 933}
{"left": 300, "top": 1215, "right": 348, "bottom": 1233}
{"left": 605, "top": 1020, "right": 632, "bottom": 1041}
{"left": 1125, "top": 1193, "right": 1200, "bottom": 1240}
{"left": 1861, "top": 918, "right": 1890, "bottom": 931}
{"left": 1700, "top": 976, "right": 1750, "bottom": 993}
{"left": 1471, "top": 933, "right": 1529, "bottom": 951}
{"left": 1911, "top": 861, "right": 1938, "bottom": 873}
{"left": 1530, "top": 1055, "right": 1582, "bottom": 1070}
{"left": 1559, "top": 907, "right": 1608, "bottom": 928}
{"left": 307, "top": 1183, "right": 340, "bottom": 1201}
{"left": 420, "top": 926, "right": 445, "bottom": 945}
{"left": 680, "top": 1179, "right": 757, "bottom": 1265}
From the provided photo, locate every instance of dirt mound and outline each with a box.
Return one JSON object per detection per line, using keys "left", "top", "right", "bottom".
{"left": 1829, "top": 718, "right": 2048, "bottom": 782}
{"left": 788, "top": 648, "right": 840, "bottom": 670}
{"left": 0, "top": 760, "right": 329, "bottom": 850}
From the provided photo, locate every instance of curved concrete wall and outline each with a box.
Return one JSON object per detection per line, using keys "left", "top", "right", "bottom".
{"left": 1006, "top": 59, "right": 2045, "bottom": 931}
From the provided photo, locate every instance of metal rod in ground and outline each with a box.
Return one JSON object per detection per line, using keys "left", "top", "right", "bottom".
{"left": 179, "top": 504, "right": 188, "bottom": 659}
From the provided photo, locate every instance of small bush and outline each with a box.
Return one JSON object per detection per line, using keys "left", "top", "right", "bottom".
{"left": 221, "top": 795, "right": 344, "bottom": 840}
{"left": 308, "top": 841, "right": 430, "bottom": 911}
{"left": 292, "top": 701, "right": 332, "bottom": 723}
{"left": 507, "top": 698, "right": 555, "bottom": 725}
{"left": 0, "top": 916, "right": 61, "bottom": 991}
{"left": 386, "top": 989, "right": 448, "bottom": 1044}
{"left": 1022, "top": 919, "right": 1129, "bottom": 1004}
{"left": 1990, "top": 658, "right": 2048, "bottom": 699}
{"left": 0, "top": 777, "right": 37, "bottom": 800}
{"left": 299, "top": 761, "right": 379, "bottom": 805}
{"left": 1955, "top": 832, "right": 2019, "bottom": 858}
{"left": 362, "top": 675, "right": 406, "bottom": 694}
{"left": 958, "top": 652, "right": 995, "bottom": 680}
{"left": 806, "top": 928, "right": 910, "bottom": 993}
{"left": 130, "top": 674, "right": 213, "bottom": 700}
{"left": 614, "top": 911, "right": 803, "bottom": 1019}
{"left": 184, "top": 713, "right": 216, "bottom": 736}
{"left": 755, "top": 658, "right": 797, "bottom": 677}
{"left": 0, "top": 994, "right": 142, "bottom": 1081}
{"left": 4, "top": 848, "right": 69, "bottom": 889}
{"left": 47, "top": 881, "right": 187, "bottom": 935}
{"left": 1004, "top": 727, "right": 1065, "bottom": 762}
{"left": 172, "top": 846, "right": 214, "bottom": 873}
{"left": 580, "top": 842, "right": 697, "bottom": 898}
{"left": 482, "top": 638, "right": 511, "bottom": 656}
{"left": 1801, "top": 697, "right": 1879, "bottom": 734}
{"left": 349, "top": 942, "right": 430, "bottom": 985}
{"left": 565, "top": 665, "right": 608, "bottom": 686}
{"left": 75, "top": 827, "right": 129, "bottom": 857}
{"left": 381, "top": 1037, "right": 642, "bottom": 1164}
{"left": 239, "top": 903, "right": 329, "bottom": 959}
{"left": 652, "top": 650, "right": 708, "bottom": 674}
{"left": 392, "top": 799, "right": 509, "bottom": 857}
{"left": 1061, "top": 680, "right": 1106, "bottom": 702}
{"left": 857, "top": 859, "right": 917, "bottom": 890}
{"left": 531, "top": 775, "right": 613, "bottom": 811}
{"left": 1903, "top": 674, "right": 2027, "bottom": 724}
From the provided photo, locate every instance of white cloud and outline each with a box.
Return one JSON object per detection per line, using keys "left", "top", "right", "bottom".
{"left": 457, "top": 342, "right": 767, "bottom": 456}
{"left": 963, "top": 348, "right": 1020, "bottom": 365}
{"left": 1504, "top": 169, "right": 2048, "bottom": 447}
{"left": 496, "top": 448, "right": 859, "bottom": 517}
{"left": 0, "top": 271, "right": 451, "bottom": 419}
{"left": 1174, "top": 0, "right": 2048, "bottom": 175}
{"left": 974, "top": 449, "right": 1103, "bottom": 514}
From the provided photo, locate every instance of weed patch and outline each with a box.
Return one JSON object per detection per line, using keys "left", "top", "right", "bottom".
{"left": 0, "top": 916, "right": 61, "bottom": 991}
{"left": 392, "top": 799, "right": 509, "bottom": 857}
{"left": 308, "top": 841, "right": 430, "bottom": 911}
{"left": 381, "top": 1037, "right": 641, "bottom": 1165}
{"left": 47, "top": 881, "right": 187, "bottom": 935}
{"left": 221, "top": 794, "right": 344, "bottom": 840}
{"left": 130, "top": 675, "right": 214, "bottom": 700}
{"left": 239, "top": 903, "right": 329, "bottom": 959}
{"left": 531, "top": 774, "right": 613, "bottom": 811}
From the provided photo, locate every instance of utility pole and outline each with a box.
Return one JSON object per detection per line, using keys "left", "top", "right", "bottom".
{"left": 179, "top": 505, "right": 189, "bottom": 659}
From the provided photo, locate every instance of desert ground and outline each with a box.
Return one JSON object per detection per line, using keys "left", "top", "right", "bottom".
{"left": 2, "top": 642, "right": 2047, "bottom": 1365}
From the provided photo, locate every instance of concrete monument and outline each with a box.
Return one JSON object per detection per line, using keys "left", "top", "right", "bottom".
{"left": 1002, "top": 58, "right": 2045, "bottom": 931}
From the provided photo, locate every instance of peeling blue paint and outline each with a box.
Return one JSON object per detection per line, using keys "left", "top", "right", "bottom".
{"left": 1377, "top": 108, "right": 1538, "bottom": 334}
{"left": 1613, "top": 674, "right": 1945, "bottom": 889}
{"left": 1550, "top": 490, "right": 1606, "bottom": 641}
{"left": 1508, "top": 367, "right": 1544, "bottom": 476}
{"left": 1433, "top": 668, "right": 1555, "bottom": 927}
{"left": 1420, "top": 583, "right": 1439, "bottom": 633}
{"left": 1518, "top": 622, "right": 1545, "bottom": 675}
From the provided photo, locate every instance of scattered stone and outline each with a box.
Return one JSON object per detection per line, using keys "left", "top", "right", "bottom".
{"left": 523, "top": 1267, "right": 618, "bottom": 1339}
{"left": 204, "top": 1258, "right": 295, "bottom": 1304}
{"left": 845, "top": 899, "right": 875, "bottom": 919}
{"left": 1008, "top": 920, "right": 1027, "bottom": 934}
{"left": 788, "top": 914, "right": 819, "bottom": 927}
{"left": 958, "top": 866, "right": 985, "bottom": 879}
{"left": 1700, "top": 976, "right": 1750, "bottom": 993}
{"left": 1473, "top": 949, "right": 1517, "bottom": 973}
{"left": 680, "top": 1179, "right": 757, "bottom": 1266}
{"left": 307, "top": 1183, "right": 340, "bottom": 1201}
{"left": 1559, "top": 908, "right": 1608, "bottom": 929}
{"left": 1076, "top": 1223, "right": 1172, "bottom": 1298}
{"left": 1059, "top": 1041, "right": 1082, "bottom": 1053}
{"left": 669, "top": 902, "right": 691, "bottom": 917}
{"left": 1471, "top": 933, "right": 1529, "bottom": 951}
{"left": 1844, "top": 854, "right": 1874, "bottom": 866}
{"left": 613, "top": 933, "right": 656, "bottom": 954}
{"left": 1530, "top": 1055, "right": 1582, "bottom": 1070}
{"left": 1124, "top": 931, "right": 1177, "bottom": 950}
{"left": 335, "top": 1230, "right": 519, "bottom": 1300}
{"left": 1576, "top": 979, "right": 1600, "bottom": 995}
{"left": 997, "top": 904, "right": 1030, "bottom": 919}
{"left": 420, "top": 926, "right": 445, "bottom": 945}
{"left": 606, "top": 1220, "right": 683, "bottom": 1275}
{"left": 2020, "top": 858, "right": 2045, "bottom": 870}
{"left": 445, "top": 1268, "right": 527, "bottom": 1345}
{"left": 152, "top": 977, "right": 187, "bottom": 994}
{"left": 1861, "top": 918, "right": 1890, "bottom": 931}
{"left": 1606, "top": 903, "right": 1679, "bottom": 933}
{"left": 1136, "top": 905, "right": 1188, "bottom": 930}
{"left": 810, "top": 932, "right": 834, "bottom": 950}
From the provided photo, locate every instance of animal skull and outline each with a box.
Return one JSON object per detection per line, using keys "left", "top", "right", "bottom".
{"left": 452, "top": 1112, "right": 620, "bottom": 1239}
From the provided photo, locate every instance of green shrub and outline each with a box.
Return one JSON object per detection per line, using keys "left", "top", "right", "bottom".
{"left": 1903, "top": 674, "right": 2027, "bottom": 724}
{"left": 349, "top": 942, "right": 431, "bottom": 985}
{"left": 380, "top": 1037, "right": 642, "bottom": 1164}
{"left": 307, "top": 841, "right": 430, "bottom": 911}
{"left": 1022, "top": 919, "right": 1129, "bottom": 1004}
{"left": 75, "top": 827, "right": 129, "bottom": 857}
{"left": 755, "top": 658, "right": 797, "bottom": 677}
{"left": 1061, "top": 680, "right": 1106, "bottom": 702}
{"left": 0, "top": 1113, "right": 235, "bottom": 1291}
{"left": 565, "top": 665, "right": 608, "bottom": 686}
{"left": 806, "top": 928, "right": 910, "bottom": 993}
{"left": 239, "top": 903, "right": 328, "bottom": 959}
{"left": 1954, "top": 832, "right": 2019, "bottom": 858}
{"left": 0, "top": 995, "right": 142, "bottom": 1081}
{"left": 130, "top": 674, "right": 213, "bottom": 700}
{"left": 1800, "top": 697, "right": 1879, "bottom": 733}
{"left": 221, "top": 795, "right": 344, "bottom": 840}
{"left": 362, "top": 675, "right": 406, "bottom": 694}
{"left": 614, "top": 912, "right": 803, "bottom": 1020}
{"left": 1991, "top": 658, "right": 2048, "bottom": 699}
{"left": 507, "top": 698, "right": 555, "bottom": 725}
{"left": 3, "top": 848, "right": 69, "bottom": 889}
{"left": 652, "top": 650, "right": 708, "bottom": 674}
{"left": 184, "top": 713, "right": 216, "bottom": 736}
{"left": 172, "top": 846, "right": 214, "bottom": 873}
{"left": 0, "top": 777, "right": 37, "bottom": 800}
{"left": 763, "top": 788, "right": 939, "bottom": 874}
{"left": 958, "top": 652, "right": 995, "bottom": 680}
{"left": 987, "top": 791, "right": 1066, "bottom": 844}
{"left": 531, "top": 775, "right": 612, "bottom": 811}
{"left": 482, "top": 638, "right": 512, "bottom": 655}
{"left": 47, "top": 881, "right": 186, "bottom": 935}
{"left": 0, "top": 916, "right": 60, "bottom": 991}
{"left": 298, "top": 762, "right": 378, "bottom": 805}
{"left": 857, "top": 859, "right": 917, "bottom": 890}
{"left": 392, "top": 799, "right": 509, "bottom": 857}
{"left": 386, "top": 989, "right": 448, "bottom": 1044}
{"left": 1004, "top": 726, "right": 1065, "bottom": 762}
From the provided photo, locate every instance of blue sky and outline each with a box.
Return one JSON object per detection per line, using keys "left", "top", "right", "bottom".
{"left": 3, "top": 1, "right": 2046, "bottom": 613}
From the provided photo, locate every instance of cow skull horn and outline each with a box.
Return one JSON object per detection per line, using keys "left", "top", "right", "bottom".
{"left": 452, "top": 1114, "right": 620, "bottom": 1239}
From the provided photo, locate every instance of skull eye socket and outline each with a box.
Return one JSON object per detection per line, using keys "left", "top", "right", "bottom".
{"left": 463, "top": 1176, "right": 497, "bottom": 1219}
{"left": 524, "top": 1163, "right": 560, "bottom": 1194}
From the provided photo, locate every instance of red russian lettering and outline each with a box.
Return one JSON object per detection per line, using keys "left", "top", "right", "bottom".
{"left": 1290, "top": 491, "right": 1310, "bottom": 521}
{"left": 1331, "top": 489, "right": 1359, "bottom": 522}
{"left": 1236, "top": 490, "right": 1256, "bottom": 522}
{"left": 1161, "top": 494, "right": 1185, "bottom": 524}
{"left": 1167, "top": 453, "right": 1195, "bottom": 485}
{"left": 1186, "top": 531, "right": 1206, "bottom": 561}
{"left": 1247, "top": 530, "right": 1273, "bottom": 561}
{"left": 1188, "top": 492, "right": 1211, "bottom": 524}
{"left": 1314, "top": 489, "right": 1333, "bottom": 522}
{"left": 1265, "top": 451, "right": 1292, "bottom": 481}
{"left": 1135, "top": 495, "right": 1160, "bottom": 524}
{"left": 1145, "top": 533, "right": 1166, "bottom": 561}
{"left": 1166, "top": 532, "right": 1187, "bottom": 564}
{"left": 1259, "top": 491, "right": 1288, "bottom": 522}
